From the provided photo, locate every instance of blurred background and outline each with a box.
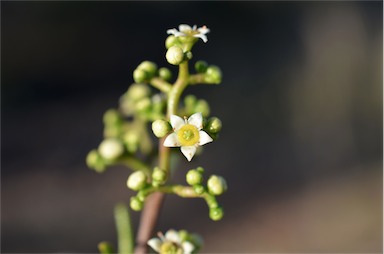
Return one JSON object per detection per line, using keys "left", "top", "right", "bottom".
{"left": 1, "top": 1, "right": 382, "bottom": 253}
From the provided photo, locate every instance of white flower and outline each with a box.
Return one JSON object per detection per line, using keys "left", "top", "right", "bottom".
{"left": 167, "top": 24, "right": 210, "bottom": 43}
{"left": 148, "top": 229, "right": 195, "bottom": 254}
{"left": 164, "top": 112, "right": 213, "bottom": 161}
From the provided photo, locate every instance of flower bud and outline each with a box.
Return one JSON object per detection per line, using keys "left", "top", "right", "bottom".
{"left": 195, "top": 60, "right": 208, "bottom": 73}
{"left": 206, "top": 117, "right": 222, "bottom": 134}
{"left": 86, "top": 150, "right": 106, "bottom": 173}
{"left": 130, "top": 196, "right": 143, "bottom": 211}
{"left": 166, "top": 46, "right": 184, "bottom": 65}
{"left": 123, "top": 131, "right": 139, "bottom": 153}
{"left": 184, "top": 95, "right": 197, "bottom": 110}
{"left": 205, "top": 65, "right": 222, "bottom": 84}
{"left": 186, "top": 169, "right": 203, "bottom": 186}
{"left": 127, "top": 171, "right": 147, "bottom": 191}
{"left": 207, "top": 175, "right": 227, "bottom": 196}
{"left": 137, "top": 61, "right": 157, "bottom": 78}
{"left": 159, "top": 67, "right": 172, "bottom": 81}
{"left": 193, "top": 185, "right": 205, "bottom": 195}
{"left": 195, "top": 99, "right": 210, "bottom": 117}
{"left": 152, "top": 167, "right": 167, "bottom": 185}
{"left": 185, "top": 51, "right": 193, "bottom": 60}
{"left": 165, "top": 35, "right": 181, "bottom": 49}
{"left": 135, "top": 97, "right": 151, "bottom": 112}
{"left": 127, "top": 83, "right": 150, "bottom": 101}
{"left": 103, "top": 109, "right": 122, "bottom": 126}
{"left": 209, "top": 206, "right": 224, "bottom": 221}
{"left": 152, "top": 119, "right": 171, "bottom": 138}
{"left": 133, "top": 68, "right": 148, "bottom": 83}
{"left": 98, "top": 138, "right": 124, "bottom": 160}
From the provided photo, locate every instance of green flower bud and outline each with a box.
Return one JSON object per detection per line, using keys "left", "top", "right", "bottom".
{"left": 186, "top": 169, "right": 203, "bottom": 186}
{"left": 165, "top": 35, "right": 181, "bottom": 49}
{"left": 152, "top": 167, "right": 167, "bottom": 185}
{"left": 166, "top": 46, "right": 184, "bottom": 65}
{"left": 206, "top": 117, "right": 222, "bottom": 134}
{"left": 130, "top": 196, "right": 143, "bottom": 211}
{"left": 184, "top": 95, "right": 197, "bottom": 114}
{"left": 98, "top": 138, "right": 124, "bottom": 160}
{"left": 196, "top": 166, "right": 204, "bottom": 173}
{"left": 103, "top": 109, "right": 122, "bottom": 126}
{"left": 205, "top": 65, "right": 222, "bottom": 84}
{"left": 195, "top": 99, "right": 210, "bottom": 117}
{"left": 159, "top": 67, "right": 172, "bottom": 81}
{"left": 123, "top": 131, "right": 139, "bottom": 153}
{"left": 151, "top": 94, "right": 166, "bottom": 113}
{"left": 209, "top": 206, "right": 224, "bottom": 221}
{"left": 195, "top": 60, "right": 208, "bottom": 73}
{"left": 193, "top": 185, "right": 205, "bottom": 195}
{"left": 207, "top": 175, "right": 227, "bottom": 196}
{"left": 86, "top": 150, "right": 106, "bottom": 173}
{"left": 127, "top": 83, "right": 150, "bottom": 101}
{"left": 135, "top": 97, "right": 151, "bottom": 112}
{"left": 127, "top": 171, "right": 147, "bottom": 191}
{"left": 136, "top": 191, "right": 146, "bottom": 202}
{"left": 137, "top": 61, "right": 157, "bottom": 78}
{"left": 133, "top": 68, "right": 148, "bottom": 83}
{"left": 185, "top": 51, "right": 193, "bottom": 60}
{"left": 152, "top": 119, "right": 171, "bottom": 138}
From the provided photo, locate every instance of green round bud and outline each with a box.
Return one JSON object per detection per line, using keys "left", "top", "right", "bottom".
{"left": 209, "top": 206, "right": 224, "bottom": 221}
{"left": 165, "top": 35, "right": 181, "bottom": 49}
{"left": 103, "top": 109, "right": 121, "bottom": 126}
{"left": 166, "top": 46, "right": 184, "bottom": 65}
{"left": 152, "top": 119, "right": 171, "bottom": 138}
{"left": 193, "top": 185, "right": 205, "bottom": 195}
{"left": 159, "top": 67, "right": 172, "bottom": 81}
{"left": 130, "top": 196, "right": 143, "bottom": 211}
{"left": 196, "top": 166, "right": 205, "bottom": 173}
{"left": 185, "top": 51, "right": 193, "bottom": 60}
{"left": 138, "top": 61, "right": 157, "bottom": 77}
{"left": 152, "top": 167, "right": 167, "bottom": 184}
{"left": 127, "top": 83, "right": 150, "bottom": 101}
{"left": 136, "top": 191, "right": 146, "bottom": 202}
{"left": 186, "top": 169, "right": 203, "bottom": 185}
{"left": 133, "top": 68, "right": 148, "bottom": 83}
{"left": 127, "top": 171, "right": 147, "bottom": 191}
{"left": 135, "top": 97, "right": 151, "bottom": 112}
{"left": 207, "top": 117, "right": 222, "bottom": 134}
{"left": 207, "top": 175, "right": 227, "bottom": 196}
{"left": 205, "top": 65, "right": 222, "bottom": 84}
{"left": 184, "top": 95, "right": 197, "bottom": 113}
{"left": 195, "top": 99, "right": 210, "bottom": 117}
{"left": 86, "top": 150, "right": 106, "bottom": 173}
{"left": 98, "top": 138, "right": 124, "bottom": 160}
{"left": 123, "top": 131, "right": 139, "bottom": 153}
{"left": 195, "top": 60, "right": 208, "bottom": 73}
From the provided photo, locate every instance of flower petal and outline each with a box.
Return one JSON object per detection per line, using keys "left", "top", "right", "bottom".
{"left": 182, "top": 241, "right": 195, "bottom": 254}
{"left": 147, "top": 238, "right": 161, "bottom": 252}
{"left": 198, "top": 26, "right": 210, "bottom": 34}
{"left": 188, "top": 112, "right": 203, "bottom": 130}
{"left": 198, "top": 131, "right": 213, "bottom": 146}
{"left": 181, "top": 146, "right": 197, "bottom": 162}
{"left": 166, "top": 28, "right": 178, "bottom": 35}
{"left": 165, "top": 229, "right": 180, "bottom": 243}
{"left": 163, "top": 133, "right": 180, "bottom": 147}
{"left": 170, "top": 115, "right": 185, "bottom": 131}
{"left": 179, "top": 24, "right": 192, "bottom": 32}
{"left": 194, "top": 33, "right": 208, "bottom": 43}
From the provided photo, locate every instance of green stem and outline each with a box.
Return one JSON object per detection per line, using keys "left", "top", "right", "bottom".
{"left": 150, "top": 77, "right": 172, "bottom": 93}
{"left": 116, "top": 155, "right": 151, "bottom": 176}
{"left": 114, "top": 203, "right": 134, "bottom": 254}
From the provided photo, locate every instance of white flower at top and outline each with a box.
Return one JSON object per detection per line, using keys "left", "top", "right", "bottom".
{"left": 148, "top": 229, "right": 195, "bottom": 254}
{"left": 167, "top": 24, "right": 210, "bottom": 43}
{"left": 164, "top": 112, "right": 213, "bottom": 161}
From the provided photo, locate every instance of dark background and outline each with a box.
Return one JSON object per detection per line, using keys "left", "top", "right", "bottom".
{"left": 1, "top": 1, "right": 382, "bottom": 253}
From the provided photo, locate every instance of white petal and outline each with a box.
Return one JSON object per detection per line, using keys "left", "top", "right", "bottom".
{"left": 179, "top": 24, "right": 192, "bottom": 32}
{"left": 170, "top": 115, "right": 185, "bottom": 131}
{"left": 166, "top": 28, "right": 178, "bottom": 35}
{"left": 192, "top": 25, "right": 197, "bottom": 30}
{"left": 198, "top": 131, "right": 213, "bottom": 146}
{"left": 147, "top": 238, "right": 161, "bottom": 252}
{"left": 181, "top": 146, "right": 197, "bottom": 162}
{"left": 194, "top": 33, "right": 208, "bottom": 43}
{"left": 182, "top": 241, "right": 195, "bottom": 254}
{"left": 198, "top": 26, "right": 210, "bottom": 34}
{"left": 165, "top": 229, "right": 180, "bottom": 243}
{"left": 188, "top": 112, "right": 203, "bottom": 130}
{"left": 163, "top": 133, "right": 180, "bottom": 147}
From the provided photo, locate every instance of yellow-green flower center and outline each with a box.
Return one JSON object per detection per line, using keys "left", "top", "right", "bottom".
{"left": 177, "top": 124, "right": 200, "bottom": 146}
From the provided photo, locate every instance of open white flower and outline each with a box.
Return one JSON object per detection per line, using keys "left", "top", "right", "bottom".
{"left": 148, "top": 229, "right": 195, "bottom": 254}
{"left": 167, "top": 24, "right": 210, "bottom": 43}
{"left": 164, "top": 112, "right": 213, "bottom": 161}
